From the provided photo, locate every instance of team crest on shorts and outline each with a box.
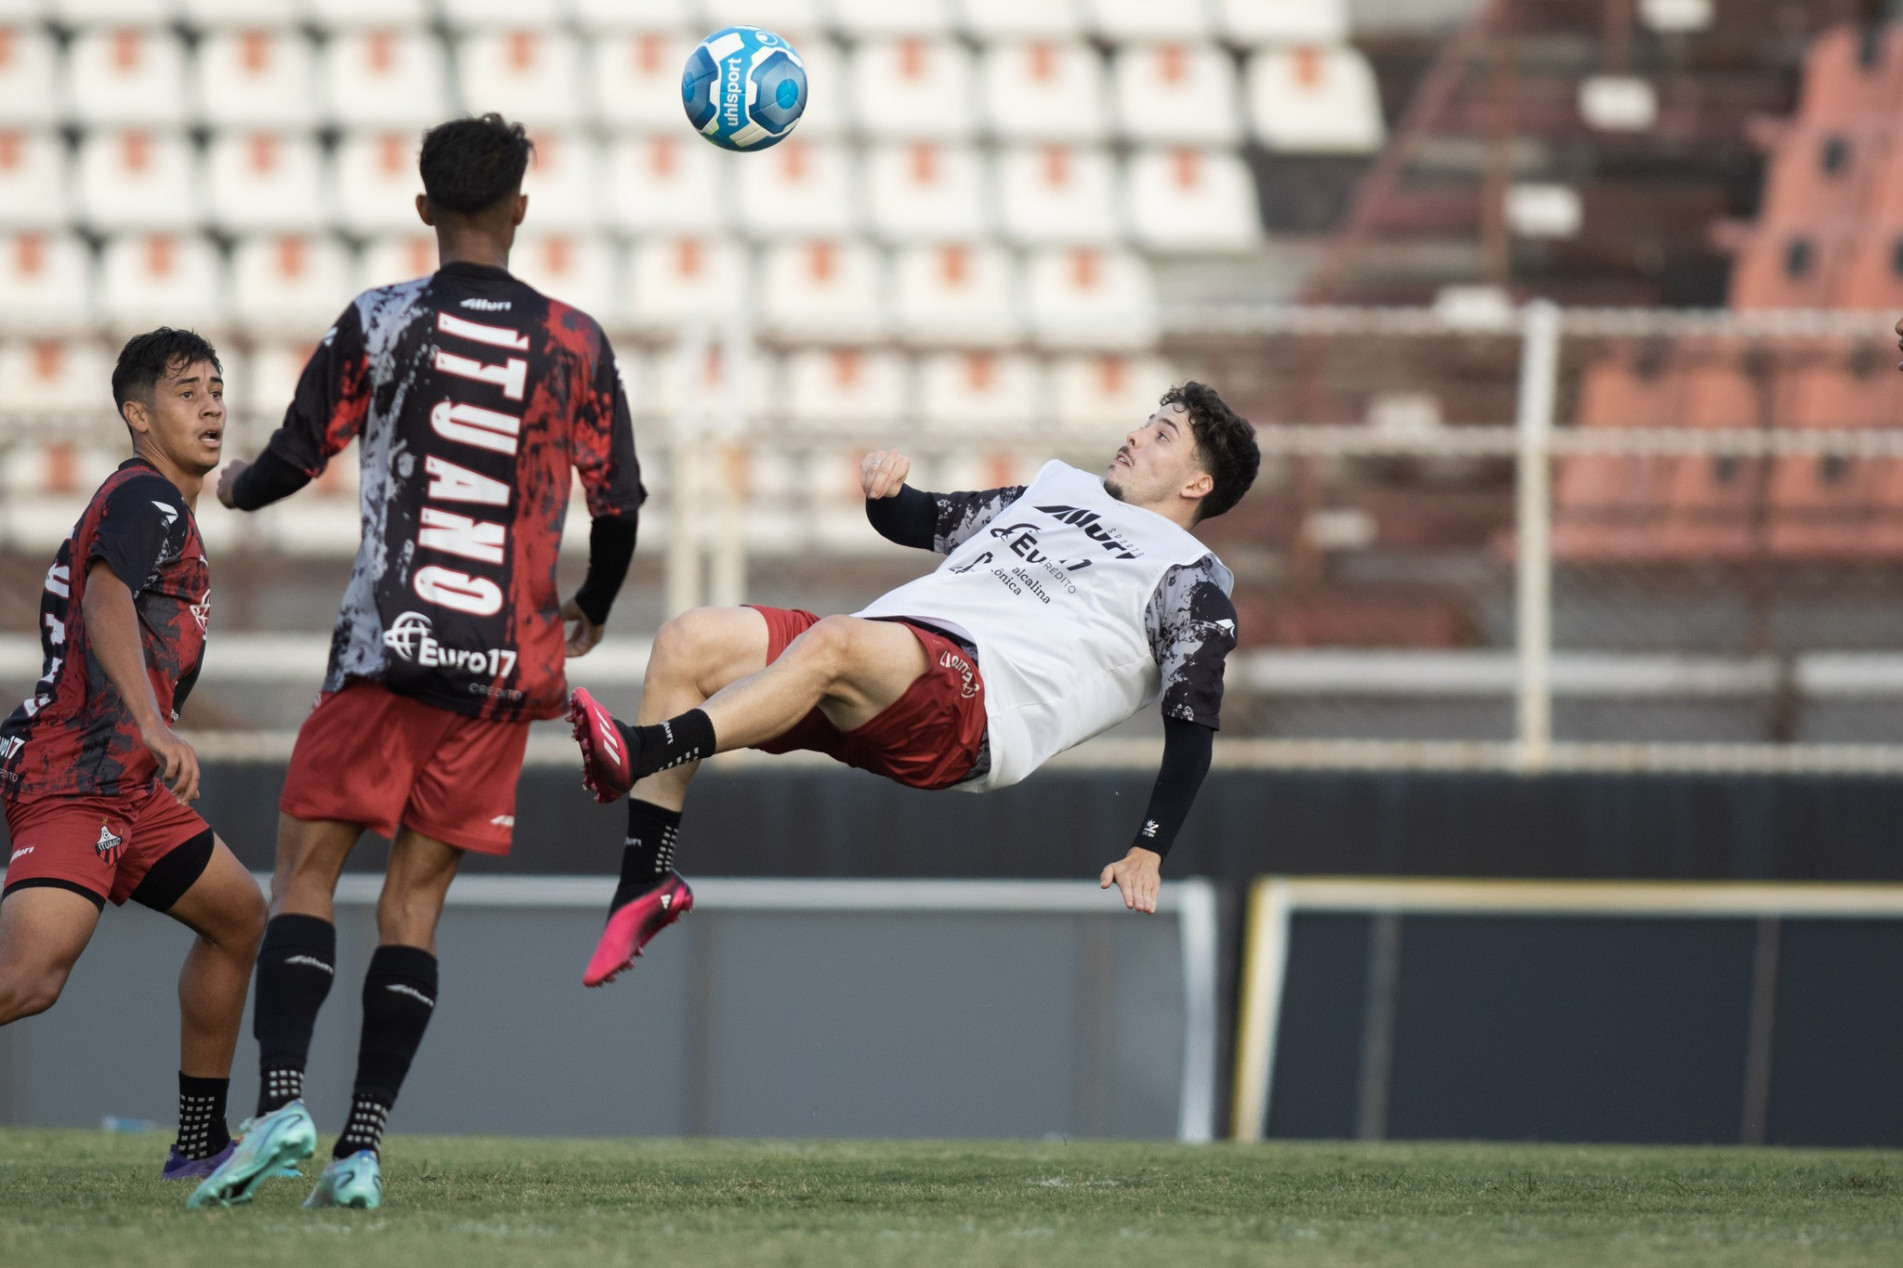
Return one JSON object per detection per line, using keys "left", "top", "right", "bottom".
{"left": 94, "top": 819, "right": 124, "bottom": 866}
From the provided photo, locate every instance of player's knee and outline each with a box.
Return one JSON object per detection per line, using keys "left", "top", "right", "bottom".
{"left": 0, "top": 965, "right": 66, "bottom": 1023}
{"left": 790, "top": 615, "right": 863, "bottom": 684}
{"left": 226, "top": 884, "right": 268, "bottom": 953}
{"left": 651, "top": 608, "right": 726, "bottom": 683}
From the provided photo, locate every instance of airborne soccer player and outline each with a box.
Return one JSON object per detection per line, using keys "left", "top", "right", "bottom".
{"left": 570, "top": 382, "right": 1259, "bottom": 984}
{"left": 0, "top": 330, "right": 267, "bottom": 1180}
{"left": 189, "top": 115, "right": 643, "bottom": 1210}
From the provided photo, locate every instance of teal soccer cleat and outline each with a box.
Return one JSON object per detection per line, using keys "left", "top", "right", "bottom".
{"left": 185, "top": 1099, "right": 317, "bottom": 1208}
{"left": 304, "top": 1150, "right": 382, "bottom": 1210}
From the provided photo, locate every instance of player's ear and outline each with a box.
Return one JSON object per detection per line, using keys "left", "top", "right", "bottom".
{"left": 1184, "top": 470, "right": 1214, "bottom": 501}
{"left": 511, "top": 192, "right": 528, "bottom": 226}
{"left": 120, "top": 396, "right": 150, "bottom": 436}
{"left": 415, "top": 194, "right": 435, "bottom": 227}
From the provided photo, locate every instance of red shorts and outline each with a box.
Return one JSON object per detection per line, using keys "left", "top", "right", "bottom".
{"left": 748, "top": 606, "right": 988, "bottom": 791}
{"left": 3, "top": 784, "right": 211, "bottom": 908}
{"left": 280, "top": 681, "right": 529, "bottom": 854}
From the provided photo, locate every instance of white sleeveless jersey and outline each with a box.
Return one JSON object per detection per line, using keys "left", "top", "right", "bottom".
{"left": 856, "top": 461, "right": 1221, "bottom": 791}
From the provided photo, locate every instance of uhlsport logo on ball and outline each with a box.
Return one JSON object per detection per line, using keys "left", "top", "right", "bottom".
{"left": 682, "top": 25, "right": 807, "bottom": 152}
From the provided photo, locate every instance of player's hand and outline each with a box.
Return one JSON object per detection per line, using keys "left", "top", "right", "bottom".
{"left": 142, "top": 720, "right": 200, "bottom": 805}
{"left": 215, "top": 459, "right": 250, "bottom": 510}
{"left": 1100, "top": 846, "right": 1163, "bottom": 914}
{"left": 562, "top": 597, "right": 604, "bottom": 658}
{"left": 860, "top": 450, "right": 911, "bottom": 500}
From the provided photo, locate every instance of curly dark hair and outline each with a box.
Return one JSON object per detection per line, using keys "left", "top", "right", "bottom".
{"left": 419, "top": 113, "right": 534, "bottom": 215}
{"left": 112, "top": 327, "right": 221, "bottom": 412}
{"left": 1160, "top": 381, "right": 1259, "bottom": 523}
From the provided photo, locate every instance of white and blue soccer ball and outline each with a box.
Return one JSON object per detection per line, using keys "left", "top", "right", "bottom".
{"left": 681, "top": 26, "right": 808, "bottom": 152}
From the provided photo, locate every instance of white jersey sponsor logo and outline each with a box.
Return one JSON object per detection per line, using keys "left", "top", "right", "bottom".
{"left": 383, "top": 611, "right": 518, "bottom": 678}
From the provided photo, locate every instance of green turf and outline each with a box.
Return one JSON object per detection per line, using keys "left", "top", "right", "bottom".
{"left": 3, "top": 1129, "right": 1903, "bottom": 1267}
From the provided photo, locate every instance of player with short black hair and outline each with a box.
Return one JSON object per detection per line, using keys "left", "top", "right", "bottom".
{"left": 188, "top": 114, "right": 643, "bottom": 1210}
{"left": 569, "top": 383, "right": 1259, "bottom": 984}
{"left": 0, "top": 328, "right": 268, "bottom": 1182}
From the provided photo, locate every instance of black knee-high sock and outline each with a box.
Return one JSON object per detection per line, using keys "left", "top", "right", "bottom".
{"left": 335, "top": 944, "right": 438, "bottom": 1160}
{"left": 253, "top": 914, "right": 336, "bottom": 1116}
{"left": 614, "top": 799, "right": 683, "bottom": 908}
{"left": 621, "top": 709, "right": 716, "bottom": 781}
{"left": 175, "top": 1073, "right": 231, "bottom": 1160}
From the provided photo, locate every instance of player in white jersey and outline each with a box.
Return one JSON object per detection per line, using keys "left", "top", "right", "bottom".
{"left": 569, "top": 383, "right": 1260, "bottom": 985}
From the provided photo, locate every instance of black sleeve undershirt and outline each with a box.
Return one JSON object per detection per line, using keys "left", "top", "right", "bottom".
{"left": 229, "top": 449, "right": 313, "bottom": 512}
{"left": 864, "top": 485, "right": 937, "bottom": 551}
{"left": 1134, "top": 717, "right": 1215, "bottom": 860}
{"left": 573, "top": 516, "right": 638, "bottom": 627}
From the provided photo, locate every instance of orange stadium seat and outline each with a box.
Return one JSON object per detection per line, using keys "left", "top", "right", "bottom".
{"left": 75, "top": 130, "right": 200, "bottom": 231}
{"left": 958, "top": 0, "right": 1083, "bottom": 39}
{"left": 334, "top": 131, "right": 427, "bottom": 233}
{"left": 1085, "top": 0, "right": 1212, "bottom": 41}
{"left": 205, "top": 133, "right": 328, "bottom": 233}
{"left": 1766, "top": 359, "right": 1903, "bottom": 558}
{"left": 1656, "top": 362, "right": 1767, "bottom": 561}
{"left": 1052, "top": 353, "right": 1179, "bottom": 439}
{"left": 357, "top": 233, "right": 436, "bottom": 288}
{"left": 1245, "top": 45, "right": 1387, "bottom": 153}
{"left": 865, "top": 142, "right": 990, "bottom": 242}
{"left": 320, "top": 28, "right": 451, "bottom": 129}
{"left": 978, "top": 41, "right": 1108, "bottom": 143}
{"left": 891, "top": 242, "right": 1021, "bottom": 345}
{"left": 517, "top": 131, "right": 601, "bottom": 230}
{"left": 230, "top": 234, "right": 354, "bottom": 332}
{"left": 0, "top": 130, "right": 71, "bottom": 229}
{"left": 736, "top": 140, "right": 859, "bottom": 238}
{"left": 607, "top": 134, "right": 727, "bottom": 233}
{"left": 918, "top": 351, "right": 1041, "bottom": 437}
{"left": 1112, "top": 44, "right": 1241, "bottom": 146}
{"left": 98, "top": 233, "right": 222, "bottom": 329}
{"left": 1124, "top": 147, "right": 1262, "bottom": 253}
{"left": 1553, "top": 357, "right": 1684, "bottom": 560}
{"left": 0, "top": 341, "right": 110, "bottom": 419}
{"left": 759, "top": 240, "right": 887, "bottom": 342}
{"left": 848, "top": 38, "right": 976, "bottom": 140}
{"left": 785, "top": 348, "right": 911, "bottom": 433}
{"left": 1793, "top": 22, "right": 1903, "bottom": 130}
{"left": 996, "top": 145, "right": 1121, "bottom": 245}
{"left": 455, "top": 28, "right": 585, "bottom": 129}
{"left": 0, "top": 232, "right": 93, "bottom": 330}
{"left": 626, "top": 235, "right": 745, "bottom": 331}
{"left": 1025, "top": 247, "right": 1159, "bottom": 350}
{"left": 195, "top": 28, "right": 319, "bottom": 130}
{"left": 65, "top": 26, "right": 187, "bottom": 128}
{"left": 0, "top": 24, "right": 58, "bottom": 127}
{"left": 589, "top": 30, "right": 697, "bottom": 132}
{"left": 1217, "top": 0, "right": 1350, "bottom": 45}
{"left": 509, "top": 232, "right": 620, "bottom": 322}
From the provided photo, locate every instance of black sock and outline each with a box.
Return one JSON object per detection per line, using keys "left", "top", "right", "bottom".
{"left": 175, "top": 1073, "right": 231, "bottom": 1161}
{"left": 625, "top": 709, "right": 716, "bottom": 781}
{"left": 335, "top": 944, "right": 438, "bottom": 1160}
{"left": 253, "top": 914, "right": 336, "bottom": 1116}
{"left": 614, "top": 799, "right": 683, "bottom": 908}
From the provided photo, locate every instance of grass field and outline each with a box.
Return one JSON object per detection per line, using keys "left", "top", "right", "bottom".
{"left": 4, "top": 1129, "right": 1903, "bottom": 1267}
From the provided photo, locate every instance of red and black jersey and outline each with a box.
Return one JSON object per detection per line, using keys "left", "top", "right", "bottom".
{"left": 0, "top": 460, "right": 210, "bottom": 800}
{"left": 256, "top": 261, "right": 644, "bottom": 722}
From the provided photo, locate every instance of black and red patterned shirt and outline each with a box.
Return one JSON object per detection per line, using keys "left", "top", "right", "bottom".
{"left": 251, "top": 261, "right": 644, "bottom": 722}
{"left": 0, "top": 460, "right": 210, "bottom": 799}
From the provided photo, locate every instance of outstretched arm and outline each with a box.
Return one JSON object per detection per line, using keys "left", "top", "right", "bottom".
{"left": 1099, "top": 718, "right": 1214, "bottom": 913}
{"left": 860, "top": 450, "right": 1028, "bottom": 555}
{"left": 218, "top": 304, "right": 370, "bottom": 512}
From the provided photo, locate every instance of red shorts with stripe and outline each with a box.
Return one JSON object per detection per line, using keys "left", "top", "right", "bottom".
{"left": 747, "top": 606, "right": 987, "bottom": 791}
{"left": 3, "top": 784, "right": 210, "bottom": 907}
{"left": 279, "top": 681, "right": 529, "bottom": 854}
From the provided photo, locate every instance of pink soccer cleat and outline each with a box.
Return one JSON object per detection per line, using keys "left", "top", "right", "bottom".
{"left": 584, "top": 871, "right": 694, "bottom": 987}
{"left": 568, "top": 687, "right": 634, "bottom": 804}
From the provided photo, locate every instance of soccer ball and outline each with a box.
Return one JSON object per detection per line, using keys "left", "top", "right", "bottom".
{"left": 681, "top": 26, "right": 808, "bottom": 152}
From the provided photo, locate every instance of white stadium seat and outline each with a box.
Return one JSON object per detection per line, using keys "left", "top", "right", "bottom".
{"left": 828, "top": 0, "right": 952, "bottom": 37}
{"left": 242, "top": 341, "right": 322, "bottom": 423}
{"left": 918, "top": 351, "right": 1040, "bottom": 435}
{"left": 996, "top": 145, "right": 1121, "bottom": 245}
{"left": 321, "top": 29, "right": 450, "bottom": 128}
{"left": 978, "top": 41, "right": 1108, "bottom": 143}
{"left": 958, "top": 0, "right": 1082, "bottom": 39}
{"left": 1215, "top": 0, "right": 1348, "bottom": 44}
{"left": 892, "top": 242, "right": 1020, "bottom": 345}
{"left": 736, "top": 139, "right": 857, "bottom": 238}
{"left": 572, "top": 0, "right": 694, "bottom": 32}
{"left": 206, "top": 133, "right": 328, "bottom": 233}
{"left": 455, "top": 29, "right": 585, "bottom": 129}
{"left": 0, "top": 341, "right": 111, "bottom": 418}
{"left": 194, "top": 29, "right": 319, "bottom": 129}
{"left": 0, "top": 25, "right": 58, "bottom": 126}
{"left": 230, "top": 234, "right": 355, "bottom": 333}
{"left": 178, "top": 0, "right": 304, "bottom": 25}
{"left": 1084, "top": 0, "right": 1211, "bottom": 41}
{"left": 626, "top": 235, "right": 745, "bottom": 330}
{"left": 1112, "top": 43, "right": 1240, "bottom": 145}
{"left": 520, "top": 132, "right": 602, "bottom": 231}
{"left": 358, "top": 233, "right": 437, "bottom": 288}
{"left": 510, "top": 232, "right": 621, "bottom": 322}
{"left": 590, "top": 29, "right": 696, "bottom": 131}
{"left": 606, "top": 134, "right": 726, "bottom": 234}
{"left": 759, "top": 239, "right": 885, "bottom": 342}
{"left": 848, "top": 38, "right": 975, "bottom": 140}
{"left": 649, "top": 339, "right": 771, "bottom": 424}
{"left": 306, "top": 0, "right": 430, "bottom": 25}
{"left": 697, "top": 0, "right": 822, "bottom": 38}
{"left": 49, "top": 0, "right": 173, "bottom": 24}
{"left": 1245, "top": 45, "right": 1385, "bottom": 153}
{"left": 64, "top": 27, "right": 188, "bottom": 128}
{"left": 1123, "top": 147, "right": 1260, "bottom": 252}
{"left": 865, "top": 143, "right": 989, "bottom": 242}
{"left": 1051, "top": 352, "right": 1177, "bottom": 436}
{"left": 1025, "top": 247, "right": 1158, "bottom": 349}
{"left": 333, "top": 131, "right": 423, "bottom": 233}
{"left": 439, "top": 0, "right": 563, "bottom": 27}
{"left": 98, "top": 233, "right": 222, "bottom": 329}
{"left": 0, "top": 233, "right": 93, "bottom": 330}
{"left": 785, "top": 348, "right": 910, "bottom": 432}
{"left": 0, "top": 131, "right": 70, "bottom": 229}
{"left": 76, "top": 131, "right": 200, "bottom": 231}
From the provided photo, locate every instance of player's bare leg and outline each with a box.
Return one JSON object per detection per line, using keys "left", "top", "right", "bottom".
{"left": 164, "top": 838, "right": 266, "bottom": 1079}
{"left": 0, "top": 885, "right": 100, "bottom": 1024}
{"left": 269, "top": 814, "right": 364, "bottom": 923}
{"left": 626, "top": 605, "right": 772, "bottom": 812}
